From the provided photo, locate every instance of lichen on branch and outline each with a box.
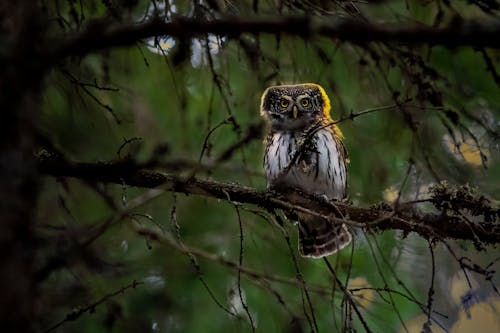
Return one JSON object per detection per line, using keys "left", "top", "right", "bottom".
{"left": 36, "top": 150, "right": 500, "bottom": 249}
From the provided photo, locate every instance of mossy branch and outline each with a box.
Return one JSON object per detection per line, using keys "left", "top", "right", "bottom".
{"left": 37, "top": 151, "right": 499, "bottom": 249}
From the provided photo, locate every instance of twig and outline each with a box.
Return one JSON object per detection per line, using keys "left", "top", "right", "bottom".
{"left": 43, "top": 280, "right": 142, "bottom": 333}
{"left": 234, "top": 205, "right": 256, "bottom": 332}
{"left": 323, "top": 258, "right": 373, "bottom": 333}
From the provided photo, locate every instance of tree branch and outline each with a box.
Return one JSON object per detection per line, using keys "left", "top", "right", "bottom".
{"left": 36, "top": 151, "right": 500, "bottom": 248}
{"left": 52, "top": 16, "right": 500, "bottom": 59}
{"left": 43, "top": 280, "right": 142, "bottom": 333}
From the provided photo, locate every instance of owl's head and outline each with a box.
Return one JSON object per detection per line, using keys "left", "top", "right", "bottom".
{"left": 260, "top": 83, "right": 332, "bottom": 131}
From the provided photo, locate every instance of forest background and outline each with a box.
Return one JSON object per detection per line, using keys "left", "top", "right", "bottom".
{"left": 0, "top": 0, "right": 499, "bottom": 332}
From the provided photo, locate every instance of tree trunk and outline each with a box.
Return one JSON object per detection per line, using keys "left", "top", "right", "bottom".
{"left": 0, "top": 1, "right": 45, "bottom": 331}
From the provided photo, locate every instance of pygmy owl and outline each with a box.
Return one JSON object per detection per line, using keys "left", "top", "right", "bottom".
{"left": 260, "top": 83, "right": 351, "bottom": 258}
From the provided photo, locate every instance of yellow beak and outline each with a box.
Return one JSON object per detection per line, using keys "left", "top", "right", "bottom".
{"left": 292, "top": 105, "right": 298, "bottom": 119}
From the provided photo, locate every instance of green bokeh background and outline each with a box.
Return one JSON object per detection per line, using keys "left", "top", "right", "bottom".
{"left": 37, "top": 1, "right": 499, "bottom": 332}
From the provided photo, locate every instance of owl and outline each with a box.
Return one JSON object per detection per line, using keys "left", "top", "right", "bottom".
{"left": 260, "top": 83, "right": 352, "bottom": 258}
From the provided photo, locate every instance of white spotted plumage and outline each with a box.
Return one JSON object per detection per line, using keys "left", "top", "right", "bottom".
{"left": 264, "top": 129, "right": 346, "bottom": 200}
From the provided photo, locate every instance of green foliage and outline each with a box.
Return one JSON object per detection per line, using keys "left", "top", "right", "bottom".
{"left": 36, "top": 1, "right": 500, "bottom": 332}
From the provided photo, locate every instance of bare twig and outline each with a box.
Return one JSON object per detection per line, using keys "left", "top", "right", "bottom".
{"left": 43, "top": 280, "right": 143, "bottom": 333}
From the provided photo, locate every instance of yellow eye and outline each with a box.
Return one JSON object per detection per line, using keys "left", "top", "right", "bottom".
{"left": 301, "top": 98, "right": 310, "bottom": 107}
{"left": 280, "top": 99, "right": 289, "bottom": 108}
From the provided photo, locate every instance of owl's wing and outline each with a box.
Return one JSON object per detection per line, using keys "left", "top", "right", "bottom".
{"left": 327, "top": 123, "right": 349, "bottom": 164}
{"left": 338, "top": 134, "right": 349, "bottom": 164}
{"left": 327, "top": 124, "right": 349, "bottom": 200}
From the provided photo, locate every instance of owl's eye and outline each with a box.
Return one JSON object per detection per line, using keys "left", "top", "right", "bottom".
{"left": 280, "top": 99, "right": 289, "bottom": 108}
{"left": 301, "top": 98, "right": 310, "bottom": 107}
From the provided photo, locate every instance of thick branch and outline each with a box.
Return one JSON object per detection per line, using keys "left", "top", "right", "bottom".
{"left": 52, "top": 16, "right": 500, "bottom": 59}
{"left": 37, "top": 151, "right": 500, "bottom": 248}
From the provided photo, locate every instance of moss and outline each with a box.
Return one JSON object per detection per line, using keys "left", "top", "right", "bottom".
{"left": 429, "top": 181, "right": 499, "bottom": 223}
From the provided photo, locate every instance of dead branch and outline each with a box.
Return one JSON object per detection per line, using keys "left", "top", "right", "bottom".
{"left": 51, "top": 16, "right": 500, "bottom": 59}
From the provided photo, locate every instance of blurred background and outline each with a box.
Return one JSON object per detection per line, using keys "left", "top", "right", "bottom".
{"left": 30, "top": 0, "right": 500, "bottom": 332}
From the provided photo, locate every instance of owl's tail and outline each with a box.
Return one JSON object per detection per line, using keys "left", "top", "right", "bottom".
{"left": 298, "top": 219, "right": 352, "bottom": 258}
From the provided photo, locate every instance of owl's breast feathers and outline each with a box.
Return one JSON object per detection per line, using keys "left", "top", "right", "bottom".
{"left": 263, "top": 123, "right": 348, "bottom": 200}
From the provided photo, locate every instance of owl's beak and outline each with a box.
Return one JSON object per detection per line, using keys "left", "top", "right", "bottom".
{"left": 292, "top": 105, "right": 298, "bottom": 119}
